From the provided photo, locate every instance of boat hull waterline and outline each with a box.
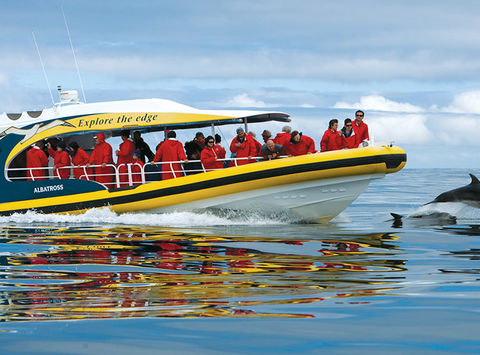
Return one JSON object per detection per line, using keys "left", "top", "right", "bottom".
{"left": 0, "top": 146, "right": 406, "bottom": 222}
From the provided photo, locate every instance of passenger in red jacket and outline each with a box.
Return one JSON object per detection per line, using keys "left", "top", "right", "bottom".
{"left": 230, "top": 127, "right": 256, "bottom": 166}
{"left": 301, "top": 134, "right": 317, "bottom": 153}
{"left": 248, "top": 131, "right": 262, "bottom": 156}
{"left": 116, "top": 130, "right": 135, "bottom": 187}
{"left": 214, "top": 134, "right": 226, "bottom": 160}
{"left": 47, "top": 141, "right": 70, "bottom": 179}
{"left": 68, "top": 141, "right": 92, "bottom": 180}
{"left": 320, "top": 119, "right": 343, "bottom": 152}
{"left": 201, "top": 136, "right": 223, "bottom": 171}
{"left": 87, "top": 133, "right": 114, "bottom": 186}
{"left": 131, "top": 151, "right": 144, "bottom": 186}
{"left": 273, "top": 126, "right": 292, "bottom": 147}
{"left": 284, "top": 131, "right": 313, "bottom": 156}
{"left": 26, "top": 142, "right": 48, "bottom": 181}
{"left": 153, "top": 130, "right": 188, "bottom": 180}
{"left": 340, "top": 118, "right": 358, "bottom": 149}
{"left": 352, "top": 110, "right": 369, "bottom": 143}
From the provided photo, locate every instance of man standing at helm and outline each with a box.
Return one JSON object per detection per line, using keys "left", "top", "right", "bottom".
{"left": 87, "top": 133, "right": 114, "bottom": 187}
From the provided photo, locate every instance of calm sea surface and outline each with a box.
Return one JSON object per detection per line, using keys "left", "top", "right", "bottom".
{"left": 0, "top": 168, "right": 479, "bottom": 354}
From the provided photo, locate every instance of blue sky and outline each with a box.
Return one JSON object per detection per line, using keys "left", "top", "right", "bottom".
{"left": 1, "top": 0, "right": 480, "bottom": 167}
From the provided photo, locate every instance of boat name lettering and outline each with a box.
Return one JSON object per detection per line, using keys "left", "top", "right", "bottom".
{"left": 77, "top": 114, "right": 158, "bottom": 128}
{"left": 33, "top": 185, "right": 64, "bottom": 193}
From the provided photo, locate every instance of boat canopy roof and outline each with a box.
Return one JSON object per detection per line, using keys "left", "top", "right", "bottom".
{"left": 0, "top": 98, "right": 290, "bottom": 132}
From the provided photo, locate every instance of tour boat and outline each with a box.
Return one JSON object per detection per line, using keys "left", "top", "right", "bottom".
{"left": 0, "top": 90, "right": 406, "bottom": 222}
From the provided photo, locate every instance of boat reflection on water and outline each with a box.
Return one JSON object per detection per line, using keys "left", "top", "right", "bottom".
{"left": 0, "top": 227, "right": 406, "bottom": 321}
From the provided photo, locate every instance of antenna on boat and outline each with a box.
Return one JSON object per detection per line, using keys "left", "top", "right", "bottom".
{"left": 61, "top": 6, "right": 87, "bottom": 103}
{"left": 32, "top": 32, "right": 55, "bottom": 106}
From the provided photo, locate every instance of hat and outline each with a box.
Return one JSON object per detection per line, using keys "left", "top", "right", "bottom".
{"left": 236, "top": 127, "right": 244, "bottom": 134}
{"left": 57, "top": 140, "right": 66, "bottom": 149}
{"left": 262, "top": 129, "right": 271, "bottom": 137}
{"left": 94, "top": 133, "right": 105, "bottom": 141}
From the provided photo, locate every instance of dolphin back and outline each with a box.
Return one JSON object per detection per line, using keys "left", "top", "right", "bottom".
{"left": 427, "top": 173, "right": 480, "bottom": 204}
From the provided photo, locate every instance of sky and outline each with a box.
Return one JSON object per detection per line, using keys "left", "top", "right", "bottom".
{"left": 1, "top": 0, "right": 480, "bottom": 168}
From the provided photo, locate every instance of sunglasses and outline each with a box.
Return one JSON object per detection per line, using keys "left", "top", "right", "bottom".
{"left": 356, "top": 114, "right": 364, "bottom": 117}
{"left": 346, "top": 124, "right": 352, "bottom": 127}
{"left": 207, "top": 141, "right": 214, "bottom": 144}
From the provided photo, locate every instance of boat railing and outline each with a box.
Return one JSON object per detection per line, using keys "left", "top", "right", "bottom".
{"left": 6, "top": 155, "right": 289, "bottom": 188}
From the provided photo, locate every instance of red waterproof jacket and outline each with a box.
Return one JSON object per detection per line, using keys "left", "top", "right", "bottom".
{"left": 117, "top": 138, "right": 135, "bottom": 165}
{"left": 342, "top": 130, "right": 358, "bottom": 149}
{"left": 252, "top": 139, "right": 262, "bottom": 156}
{"left": 154, "top": 139, "right": 187, "bottom": 180}
{"left": 284, "top": 140, "right": 308, "bottom": 156}
{"left": 230, "top": 134, "right": 256, "bottom": 165}
{"left": 352, "top": 121, "right": 369, "bottom": 142}
{"left": 26, "top": 146, "right": 48, "bottom": 181}
{"left": 117, "top": 138, "right": 135, "bottom": 186}
{"left": 89, "top": 134, "right": 114, "bottom": 185}
{"left": 214, "top": 144, "right": 226, "bottom": 159}
{"left": 131, "top": 159, "right": 144, "bottom": 185}
{"left": 71, "top": 148, "right": 92, "bottom": 179}
{"left": 273, "top": 132, "right": 291, "bottom": 147}
{"left": 48, "top": 148, "right": 70, "bottom": 179}
{"left": 302, "top": 135, "right": 317, "bottom": 153}
{"left": 201, "top": 146, "right": 223, "bottom": 171}
{"left": 320, "top": 129, "right": 343, "bottom": 152}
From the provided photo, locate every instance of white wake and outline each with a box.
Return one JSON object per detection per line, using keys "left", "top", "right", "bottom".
{"left": 413, "top": 202, "right": 480, "bottom": 220}
{"left": 0, "top": 208, "right": 293, "bottom": 227}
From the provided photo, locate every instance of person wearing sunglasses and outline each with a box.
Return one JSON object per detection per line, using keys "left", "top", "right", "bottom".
{"left": 340, "top": 118, "right": 358, "bottom": 149}
{"left": 201, "top": 136, "right": 224, "bottom": 171}
{"left": 353, "top": 110, "right": 369, "bottom": 143}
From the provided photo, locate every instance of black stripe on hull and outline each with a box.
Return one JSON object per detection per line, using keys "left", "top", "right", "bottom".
{"left": 1, "top": 153, "right": 406, "bottom": 215}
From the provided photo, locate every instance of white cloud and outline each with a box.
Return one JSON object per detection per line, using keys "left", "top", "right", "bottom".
{"left": 441, "top": 90, "right": 480, "bottom": 114}
{"left": 368, "top": 114, "right": 431, "bottom": 144}
{"left": 223, "top": 93, "right": 267, "bottom": 108}
{"left": 333, "top": 95, "right": 424, "bottom": 113}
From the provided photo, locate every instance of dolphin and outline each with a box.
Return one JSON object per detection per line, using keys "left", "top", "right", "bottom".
{"left": 389, "top": 173, "right": 480, "bottom": 227}
{"left": 427, "top": 173, "right": 480, "bottom": 206}
{"left": 390, "top": 211, "right": 456, "bottom": 228}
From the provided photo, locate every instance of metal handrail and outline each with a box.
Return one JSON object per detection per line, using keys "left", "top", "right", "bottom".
{"left": 6, "top": 155, "right": 292, "bottom": 186}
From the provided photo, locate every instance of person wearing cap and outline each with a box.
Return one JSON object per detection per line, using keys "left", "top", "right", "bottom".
{"left": 261, "top": 130, "right": 272, "bottom": 143}
{"left": 131, "top": 150, "right": 144, "bottom": 186}
{"left": 320, "top": 119, "right": 343, "bottom": 152}
{"left": 273, "top": 126, "right": 292, "bottom": 147}
{"left": 26, "top": 141, "right": 48, "bottom": 181}
{"left": 68, "top": 141, "right": 92, "bottom": 180}
{"left": 87, "top": 133, "right": 114, "bottom": 186}
{"left": 248, "top": 131, "right": 262, "bottom": 156}
{"left": 153, "top": 130, "right": 188, "bottom": 180}
{"left": 116, "top": 130, "right": 135, "bottom": 187}
{"left": 200, "top": 136, "right": 224, "bottom": 171}
{"left": 352, "top": 110, "right": 369, "bottom": 143}
{"left": 47, "top": 140, "right": 71, "bottom": 179}
{"left": 230, "top": 127, "right": 257, "bottom": 166}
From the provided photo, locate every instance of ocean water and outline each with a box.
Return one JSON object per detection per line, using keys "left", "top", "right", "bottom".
{"left": 0, "top": 168, "right": 479, "bottom": 354}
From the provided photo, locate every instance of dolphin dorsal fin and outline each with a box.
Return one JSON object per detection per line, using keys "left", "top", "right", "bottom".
{"left": 469, "top": 173, "right": 480, "bottom": 185}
